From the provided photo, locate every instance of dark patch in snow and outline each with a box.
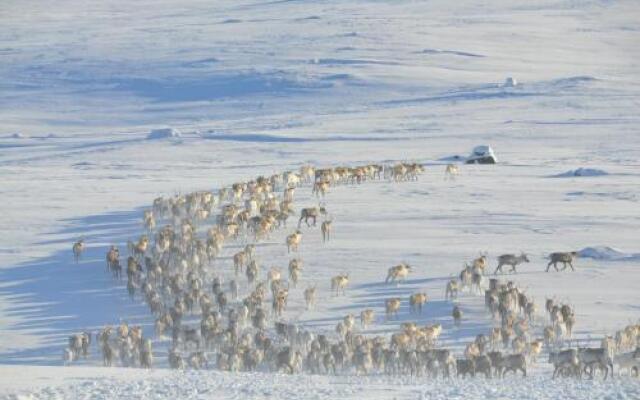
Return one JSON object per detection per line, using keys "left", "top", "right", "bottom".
{"left": 182, "top": 58, "right": 219, "bottom": 68}
{"left": 201, "top": 132, "right": 405, "bottom": 143}
{"left": 420, "top": 49, "right": 484, "bottom": 58}
{"left": 311, "top": 58, "right": 399, "bottom": 66}
{"left": 438, "top": 155, "right": 465, "bottom": 162}
{"left": 71, "top": 161, "right": 95, "bottom": 169}
{"left": 321, "top": 74, "right": 353, "bottom": 81}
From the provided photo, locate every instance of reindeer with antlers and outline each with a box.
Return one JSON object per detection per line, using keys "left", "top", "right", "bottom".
{"left": 495, "top": 252, "right": 530, "bottom": 274}
{"left": 385, "top": 263, "right": 411, "bottom": 284}
{"left": 298, "top": 206, "right": 326, "bottom": 228}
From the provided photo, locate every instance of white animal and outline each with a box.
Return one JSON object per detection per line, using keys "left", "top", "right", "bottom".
{"left": 444, "top": 164, "right": 459, "bottom": 180}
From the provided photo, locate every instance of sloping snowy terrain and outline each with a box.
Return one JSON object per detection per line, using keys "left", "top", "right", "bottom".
{"left": 1, "top": 0, "right": 640, "bottom": 399}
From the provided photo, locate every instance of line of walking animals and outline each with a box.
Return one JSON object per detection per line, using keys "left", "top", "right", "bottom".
{"left": 66, "top": 163, "right": 640, "bottom": 379}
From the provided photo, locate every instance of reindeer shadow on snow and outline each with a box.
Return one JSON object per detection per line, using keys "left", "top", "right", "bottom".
{"left": 0, "top": 208, "right": 156, "bottom": 365}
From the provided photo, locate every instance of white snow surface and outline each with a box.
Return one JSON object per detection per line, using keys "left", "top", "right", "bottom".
{"left": 1, "top": 366, "right": 639, "bottom": 400}
{"left": 1, "top": 0, "right": 640, "bottom": 398}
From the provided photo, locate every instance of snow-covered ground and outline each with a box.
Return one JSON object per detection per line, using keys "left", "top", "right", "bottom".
{"left": 1, "top": 0, "right": 640, "bottom": 398}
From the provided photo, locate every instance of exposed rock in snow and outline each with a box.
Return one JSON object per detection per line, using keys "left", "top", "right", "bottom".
{"left": 147, "top": 128, "right": 182, "bottom": 139}
{"left": 578, "top": 246, "right": 640, "bottom": 261}
{"left": 10, "top": 133, "right": 25, "bottom": 139}
{"left": 503, "top": 77, "right": 518, "bottom": 87}
{"left": 465, "top": 145, "right": 497, "bottom": 164}
{"left": 554, "top": 168, "right": 609, "bottom": 177}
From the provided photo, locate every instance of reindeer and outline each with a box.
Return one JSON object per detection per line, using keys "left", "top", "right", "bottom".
{"left": 72, "top": 239, "right": 85, "bottom": 263}
{"left": 131, "top": 235, "right": 149, "bottom": 261}
{"left": 528, "top": 339, "right": 544, "bottom": 362}
{"left": 143, "top": 210, "right": 156, "bottom": 232}
{"left": 312, "top": 180, "right": 330, "bottom": 198}
{"left": 385, "top": 263, "right": 411, "bottom": 284}
{"left": 471, "top": 254, "right": 488, "bottom": 275}
{"left": 244, "top": 244, "right": 256, "bottom": 261}
{"left": 546, "top": 251, "right": 578, "bottom": 272}
{"left": 233, "top": 251, "right": 247, "bottom": 276}
{"left": 284, "top": 187, "right": 296, "bottom": 203}
{"left": 452, "top": 306, "right": 462, "bottom": 327}
{"left": 286, "top": 231, "right": 303, "bottom": 253}
{"left": 288, "top": 258, "right": 303, "bottom": 287}
{"left": 300, "top": 166, "right": 315, "bottom": 183}
{"left": 385, "top": 298, "right": 401, "bottom": 320}
{"left": 409, "top": 293, "right": 428, "bottom": 314}
{"left": 62, "top": 347, "right": 74, "bottom": 366}
{"left": 549, "top": 349, "right": 580, "bottom": 378}
{"left": 614, "top": 351, "right": 640, "bottom": 376}
{"left": 331, "top": 274, "right": 349, "bottom": 296}
{"left": 498, "top": 354, "right": 527, "bottom": 377}
{"left": 391, "top": 164, "right": 408, "bottom": 182}
{"left": 456, "top": 358, "right": 476, "bottom": 378}
{"left": 304, "top": 285, "right": 317, "bottom": 310}
{"left": 321, "top": 220, "right": 332, "bottom": 242}
{"left": 490, "top": 328, "right": 503, "bottom": 349}
{"left": 444, "top": 164, "right": 459, "bottom": 180}
{"left": 360, "top": 309, "right": 375, "bottom": 329}
{"left": 578, "top": 348, "right": 613, "bottom": 379}
{"left": 495, "top": 253, "right": 530, "bottom": 274}
{"left": 273, "top": 287, "right": 289, "bottom": 317}
{"left": 246, "top": 260, "right": 259, "bottom": 285}
{"left": 298, "top": 206, "right": 326, "bottom": 228}
{"left": 276, "top": 347, "right": 303, "bottom": 374}
{"left": 106, "top": 246, "right": 121, "bottom": 278}
{"left": 445, "top": 279, "right": 459, "bottom": 300}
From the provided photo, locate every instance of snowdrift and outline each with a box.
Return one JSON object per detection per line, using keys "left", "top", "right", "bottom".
{"left": 578, "top": 246, "right": 640, "bottom": 261}
{"left": 465, "top": 145, "right": 497, "bottom": 164}
{"left": 553, "top": 168, "right": 609, "bottom": 178}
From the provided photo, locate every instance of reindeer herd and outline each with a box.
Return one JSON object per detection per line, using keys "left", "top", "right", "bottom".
{"left": 65, "top": 162, "right": 640, "bottom": 380}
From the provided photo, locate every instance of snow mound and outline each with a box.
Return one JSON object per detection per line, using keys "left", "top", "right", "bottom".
{"left": 578, "top": 246, "right": 640, "bottom": 261}
{"left": 503, "top": 77, "right": 518, "bottom": 87}
{"left": 554, "top": 168, "right": 608, "bottom": 177}
{"left": 147, "top": 128, "right": 182, "bottom": 139}
{"left": 10, "top": 133, "right": 25, "bottom": 139}
{"left": 465, "top": 145, "right": 497, "bottom": 164}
